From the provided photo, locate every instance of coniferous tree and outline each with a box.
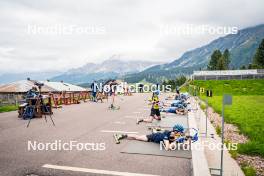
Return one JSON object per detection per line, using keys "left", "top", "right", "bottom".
{"left": 207, "top": 50, "right": 222, "bottom": 70}
{"left": 240, "top": 65, "right": 246, "bottom": 70}
{"left": 207, "top": 49, "right": 232, "bottom": 70}
{"left": 253, "top": 38, "right": 264, "bottom": 68}
{"left": 217, "top": 56, "right": 226, "bottom": 70}
{"left": 222, "top": 49, "right": 231, "bottom": 69}
{"left": 248, "top": 63, "right": 253, "bottom": 69}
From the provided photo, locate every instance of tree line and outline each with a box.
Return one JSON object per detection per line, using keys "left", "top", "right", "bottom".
{"left": 207, "top": 49, "right": 231, "bottom": 70}
{"left": 207, "top": 38, "right": 264, "bottom": 70}
{"left": 162, "top": 75, "right": 187, "bottom": 91}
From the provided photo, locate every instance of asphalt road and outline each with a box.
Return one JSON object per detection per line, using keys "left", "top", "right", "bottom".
{"left": 0, "top": 93, "right": 192, "bottom": 176}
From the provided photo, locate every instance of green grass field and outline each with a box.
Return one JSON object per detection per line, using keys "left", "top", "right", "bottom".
{"left": 0, "top": 105, "right": 18, "bottom": 113}
{"left": 189, "top": 80, "right": 264, "bottom": 157}
{"left": 191, "top": 80, "right": 264, "bottom": 95}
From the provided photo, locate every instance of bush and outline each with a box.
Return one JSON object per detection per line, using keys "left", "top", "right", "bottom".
{"left": 216, "top": 125, "right": 221, "bottom": 136}
{"left": 199, "top": 101, "right": 207, "bottom": 110}
{"left": 0, "top": 105, "right": 18, "bottom": 113}
{"left": 241, "top": 163, "right": 256, "bottom": 176}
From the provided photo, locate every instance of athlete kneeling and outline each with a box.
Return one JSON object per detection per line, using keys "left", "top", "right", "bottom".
{"left": 137, "top": 91, "right": 161, "bottom": 124}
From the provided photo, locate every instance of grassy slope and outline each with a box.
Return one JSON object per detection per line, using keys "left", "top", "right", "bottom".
{"left": 192, "top": 80, "right": 264, "bottom": 95}
{"left": 190, "top": 80, "right": 264, "bottom": 157}
{"left": 0, "top": 105, "right": 18, "bottom": 113}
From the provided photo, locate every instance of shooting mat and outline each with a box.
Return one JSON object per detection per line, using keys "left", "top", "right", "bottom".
{"left": 121, "top": 141, "right": 191, "bottom": 158}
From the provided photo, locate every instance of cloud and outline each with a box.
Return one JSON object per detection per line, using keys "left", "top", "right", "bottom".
{"left": 0, "top": 0, "right": 263, "bottom": 73}
{"left": 0, "top": 47, "right": 15, "bottom": 57}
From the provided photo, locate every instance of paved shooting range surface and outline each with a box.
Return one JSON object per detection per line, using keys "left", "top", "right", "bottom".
{"left": 0, "top": 93, "right": 192, "bottom": 176}
{"left": 121, "top": 141, "right": 192, "bottom": 158}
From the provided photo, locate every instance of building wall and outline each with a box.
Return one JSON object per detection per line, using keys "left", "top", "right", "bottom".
{"left": 192, "top": 69, "right": 264, "bottom": 80}
{"left": 193, "top": 74, "right": 264, "bottom": 80}
{"left": 193, "top": 69, "right": 262, "bottom": 75}
{"left": 0, "top": 93, "right": 24, "bottom": 105}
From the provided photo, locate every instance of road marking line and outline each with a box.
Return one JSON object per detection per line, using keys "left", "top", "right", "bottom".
{"left": 133, "top": 111, "right": 141, "bottom": 114}
{"left": 100, "top": 130, "right": 138, "bottom": 134}
{"left": 43, "top": 164, "right": 159, "bottom": 176}
{"left": 114, "top": 121, "right": 126, "bottom": 124}
{"left": 124, "top": 115, "right": 138, "bottom": 119}
{"left": 138, "top": 108, "right": 149, "bottom": 111}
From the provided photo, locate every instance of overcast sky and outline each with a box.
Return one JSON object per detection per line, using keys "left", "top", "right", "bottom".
{"left": 0, "top": 0, "right": 264, "bottom": 73}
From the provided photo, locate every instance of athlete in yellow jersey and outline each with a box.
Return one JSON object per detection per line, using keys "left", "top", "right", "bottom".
{"left": 152, "top": 95, "right": 159, "bottom": 109}
{"left": 137, "top": 90, "right": 161, "bottom": 124}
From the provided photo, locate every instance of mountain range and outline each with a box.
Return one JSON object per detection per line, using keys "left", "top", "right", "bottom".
{"left": 50, "top": 58, "right": 162, "bottom": 84}
{"left": 124, "top": 24, "right": 264, "bottom": 83}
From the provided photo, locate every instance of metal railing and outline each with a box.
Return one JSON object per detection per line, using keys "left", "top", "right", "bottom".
{"left": 192, "top": 74, "right": 264, "bottom": 80}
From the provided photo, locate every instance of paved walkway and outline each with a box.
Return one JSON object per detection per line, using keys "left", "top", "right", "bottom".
{"left": 190, "top": 97, "right": 244, "bottom": 176}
